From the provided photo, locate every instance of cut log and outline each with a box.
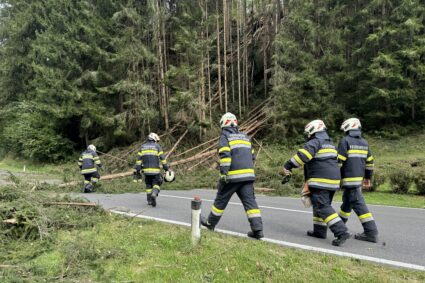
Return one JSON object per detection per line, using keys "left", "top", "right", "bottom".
{"left": 97, "top": 150, "right": 129, "bottom": 163}
{"left": 44, "top": 202, "right": 97, "bottom": 207}
{"left": 3, "top": 218, "right": 17, "bottom": 224}
{"left": 166, "top": 128, "right": 189, "bottom": 159}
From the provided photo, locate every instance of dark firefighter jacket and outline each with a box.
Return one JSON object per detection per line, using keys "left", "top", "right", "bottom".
{"left": 218, "top": 127, "right": 255, "bottom": 183}
{"left": 135, "top": 140, "right": 168, "bottom": 176}
{"left": 284, "top": 131, "right": 341, "bottom": 191}
{"left": 337, "top": 130, "right": 374, "bottom": 188}
{"left": 78, "top": 149, "right": 101, "bottom": 174}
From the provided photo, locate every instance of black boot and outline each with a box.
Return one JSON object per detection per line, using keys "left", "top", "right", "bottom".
{"left": 151, "top": 190, "right": 158, "bottom": 207}
{"left": 355, "top": 232, "right": 378, "bottom": 243}
{"left": 307, "top": 230, "right": 327, "bottom": 239}
{"left": 83, "top": 183, "right": 93, "bottom": 193}
{"left": 332, "top": 232, "right": 352, "bottom": 246}
{"left": 200, "top": 216, "right": 215, "bottom": 231}
{"left": 247, "top": 230, "right": 264, "bottom": 240}
{"left": 147, "top": 194, "right": 152, "bottom": 205}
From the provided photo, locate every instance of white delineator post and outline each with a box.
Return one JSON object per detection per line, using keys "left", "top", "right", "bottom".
{"left": 191, "top": 195, "right": 202, "bottom": 246}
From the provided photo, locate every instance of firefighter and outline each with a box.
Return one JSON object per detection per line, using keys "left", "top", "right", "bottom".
{"left": 282, "top": 120, "right": 351, "bottom": 246}
{"left": 201, "top": 112, "right": 264, "bottom": 239}
{"left": 337, "top": 118, "right": 378, "bottom": 243}
{"left": 134, "top": 133, "right": 169, "bottom": 207}
{"left": 78, "top": 144, "right": 102, "bottom": 193}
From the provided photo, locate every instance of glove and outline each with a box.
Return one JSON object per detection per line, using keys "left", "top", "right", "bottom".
{"left": 281, "top": 168, "right": 292, "bottom": 176}
{"left": 363, "top": 179, "right": 371, "bottom": 190}
{"left": 220, "top": 174, "right": 228, "bottom": 183}
{"left": 280, "top": 168, "right": 292, "bottom": 184}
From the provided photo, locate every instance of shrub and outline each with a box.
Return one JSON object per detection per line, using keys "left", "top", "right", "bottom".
{"left": 389, "top": 169, "right": 413, "bottom": 194}
{"left": 371, "top": 170, "right": 385, "bottom": 192}
{"left": 413, "top": 171, "right": 425, "bottom": 195}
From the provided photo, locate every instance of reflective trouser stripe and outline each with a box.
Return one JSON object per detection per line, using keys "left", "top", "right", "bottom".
{"left": 359, "top": 212, "right": 374, "bottom": 223}
{"left": 92, "top": 178, "right": 99, "bottom": 183}
{"left": 313, "top": 216, "right": 326, "bottom": 226}
{"left": 153, "top": 185, "right": 160, "bottom": 190}
{"left": 146, "top": 189, "right": 152, "bottom": 193}
{"left": 246, "top": 209, "right": 261, "bottom": 218}
{"left": 338, "top": 209, "right": 351, "bottom": 219}
{"left": 84, "top": 180, "right": 90, "bottom": 184}
{"left": 212, "top": 205, "right": 224, "bottom": 216}
{"left": 81, "top": 168, "right": 97, "bottom": 174}
{"left": 324, "top": 213, "right": 342, "bottom": 227}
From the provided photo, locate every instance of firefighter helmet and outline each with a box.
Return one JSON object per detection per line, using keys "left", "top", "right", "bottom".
{"left": 164, "top": 170, "right": 175, "bottom": 182}
{"left": 87, "top": 144, "right": 96, "bottom": 152}
{"left": 148, "top": 133, "right": 160, "bottom": 142}
{"left": 341, "top": 118, "right": 361, "bottom": 132}
{"left": 304, "top": 120, "right": 326, "bottom": 138}
{"left": 220, "top": 112, "right": 238, "bottom": 128}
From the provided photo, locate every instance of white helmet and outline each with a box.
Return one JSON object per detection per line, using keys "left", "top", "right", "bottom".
{"left": 341, "top": 118, "right": 361, "bottom": 132}
{"left": 304, "top": 120, "right": 326, "bottom": 138}
{"left": 87, "top": 144, "right": 96, "bottom": 152}
{"left": 148, "top": 132, "right": 160, "bottom": 142}
{"left": 164, "top": 170, "right": 175, "bottom": 182}
{"left": 220, "top": 112, "right": 238, "bottom": 128}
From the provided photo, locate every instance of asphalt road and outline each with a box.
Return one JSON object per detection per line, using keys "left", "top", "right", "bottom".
{"left": 83, "top": 189, "right": 425, "bottom": 271}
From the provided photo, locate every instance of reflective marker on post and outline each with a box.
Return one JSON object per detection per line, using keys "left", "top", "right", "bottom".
{"left": 191, "top": 195, "right": 202, "bottom": 246}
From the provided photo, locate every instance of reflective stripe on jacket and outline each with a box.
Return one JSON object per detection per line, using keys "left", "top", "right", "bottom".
{"left": 284, "top": 131, "right": 341, "bottom": 191}
{"left": 78, "top": 149, "right": 101, "bottom": 175}
{"left": 136, "top": 141, "right": 168, "bottom": 176}
{"left": 338, "top": 130, "right": 374, "bottom": 188}
{"left": 218, "top": 127, "right": 255, "bottom": 183}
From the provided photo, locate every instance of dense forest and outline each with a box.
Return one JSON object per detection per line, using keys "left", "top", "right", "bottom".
{"left": 0, "top": 0, "right": 424, "bottom": 161}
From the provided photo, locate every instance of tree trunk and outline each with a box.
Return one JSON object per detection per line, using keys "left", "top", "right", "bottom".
{"left": 216, "top": 1, "right": 223, "bottom": 111}
{"left": 223, "top": 0, "right": 228, "bottom": 112}
{"left": 244, "top": 0, "right": 249, "bottom": 107}
{"left": 156, "top": 0, "right": 168, "bottom": 130}
{"left": 206, "top": 0, "right": 212, "bottom": 124}
{"left": 237, "top": 0, "right": 242, "bottom": 116}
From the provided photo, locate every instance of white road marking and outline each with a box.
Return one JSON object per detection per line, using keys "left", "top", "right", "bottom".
{"left": 110, "top": 209, "right": 425, "bottom": 272}
{"left": 179, "top": 189, "right": 425, "bottom": 211}
{"left": 161, "top": 193, "right": 312, "bottom": 214}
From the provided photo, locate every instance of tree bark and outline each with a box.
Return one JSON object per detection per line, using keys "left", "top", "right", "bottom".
{"left": 223, "top": 0, "right": 228, "bottom": 112}
{"left": 216, "top": 1, "right": 223, "bottom": 110}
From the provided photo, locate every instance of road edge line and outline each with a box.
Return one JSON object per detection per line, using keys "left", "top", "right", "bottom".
{"left": 110, "top": 209, "right": 425, "bottom": 272}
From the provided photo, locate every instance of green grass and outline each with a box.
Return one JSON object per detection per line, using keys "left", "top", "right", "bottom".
{"left": 3, "top": 215, "right": 425, "bottom": 282}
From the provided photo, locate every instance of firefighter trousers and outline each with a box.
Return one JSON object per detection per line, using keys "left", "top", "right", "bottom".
{"left": 82, "top": 172, "right": 100, "bottom": 192}
{"left": 339, "top": 187, "right": 378, "bottom": 236}
{"left": 207, "top": 181, "right": 263, "bottom": 232}
{"left": 145, "top": 174, "right": 163, "bottom": 203}
{"left": 310, "top": 187, "right": 348, "bottom": 238}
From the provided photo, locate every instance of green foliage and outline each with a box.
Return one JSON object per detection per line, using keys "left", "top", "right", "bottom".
{"left": 413, "top": 171, "right": 425, "bottom": 195}
{"left": 271, "top": 0, "right": 425, "bottom": 138}
{"left": 389, "top": 169, "right": 414, "bottom": 194}
{"left": 371, "top": 170, "right": 386, "bottom": 192}
{"left": 0, "top": 183, "right": 105, "bottom": 240}
{"left": 0, "top": 0, "right": 424, "bottom": 162}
